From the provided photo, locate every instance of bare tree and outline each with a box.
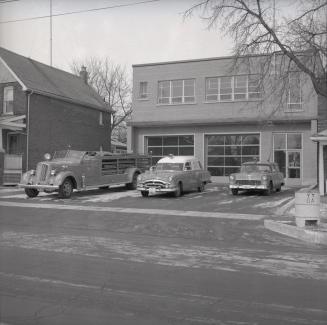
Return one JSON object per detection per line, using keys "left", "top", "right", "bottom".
{"left": 185, "top": 0, "right": 327, "bottom": 99}
{"left": 71, "top": 57, "right": 132, "bottom": 142}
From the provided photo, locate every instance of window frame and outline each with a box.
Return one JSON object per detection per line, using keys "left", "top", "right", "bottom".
{"left": 139, "top": 81, "right": 148, "bottom": 100}
{"left": 157, "top": 79, "right": 195, "bottom": 105}
{"left": 3, "top": 86, "right": 14, "bottom": 115}
{"left": 205, "top": 74, "right": 262, "bottom": 102}
{"left": 286, "top": 71, "right": 303, "bottom": 112}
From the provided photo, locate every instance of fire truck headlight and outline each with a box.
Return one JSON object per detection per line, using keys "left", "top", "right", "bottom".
{"left": 50, "top": 169, "right": 57, "bottom": 176}
{"left": 30, "top": 169, "right": 36, "bottom": 176}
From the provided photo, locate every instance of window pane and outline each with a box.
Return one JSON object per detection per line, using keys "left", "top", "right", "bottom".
{"left": 163, "top": 147, "right": 179, "bottom": 155}
{"left": 242, "top": 146, "right": 259, "bottom": 155}
{"left": 179, "top": 147, "right": 194, "bottom": 155}
{"left": 179, "top": 135, "right": 194, "bottom": 145}
{"left": 208, "top": 167, "right": 224, "bottom": 176}
{"left": 225, "top": 167, "right": 240, "bottom": 175}
{"left": 163, "top": 136, "right": 178, "bottom": 146}
{"left": 220, "top": 76, "right": 232, "bottom": 100}
{"left": 225, "top": 156, "right": 241, "bottom": 166}
{"left": 208, "top": 135, "right": 224, "bottom": 145}
{"left": 274, "top": 134, "right": 286, "bottom": 149}
{"left": 208, "top": 146, "right": 224, "bottom": 155}
{"left": 148, "top": 137, "right": 162, "bottom": 146}
{"left": 172, "top": 80, "right": 183, "bottom": 97}
{"left": 242, "top": 134, "right": 259, "bottom": 145}
{"left": 288, "top": 151, "right": 300, "bottom": 167}
{"left": 184, "top": 79, "right": 195, "bottom": 96}
{"left": 139, "top": 81, "right": 148, "bottom": 98}
{"left": 287, "top": 134, "right": 302, "bottom": 149}
{"left": 288, "top": 72, "right": 301, "bottom": 105}
{"left": 148, "top": 147, "right": 162, "bottom": 156}
{"left": 3, "top": 86, "right": 13, "bottom": 113}
{"left": 208, "top": 157, "right": 224, "bottom": 166}
{"left": 225, "top": 146, "right": 241, "bottom": 155}
{"left": 274, "top": 150, "right": 286, "bottom": 177}
{"left": 225, "top": 135, "right": 241, "bottom": 145}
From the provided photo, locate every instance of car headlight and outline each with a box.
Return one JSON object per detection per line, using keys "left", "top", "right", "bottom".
{"left": 137, "top": 174, "right": 143, "bottom": 181}
{"left": 261, "top": 175, "right": 268, "bottom": 181}
{"left": 229, "top": 175, "right": 235, "bottom": 180}
{"left": 50, "top": 169, "right": 56, "bottom": 176}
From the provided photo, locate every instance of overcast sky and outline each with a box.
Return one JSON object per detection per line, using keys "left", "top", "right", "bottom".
{"left": 0, "top": 0, "right": 233, "bottom": 74}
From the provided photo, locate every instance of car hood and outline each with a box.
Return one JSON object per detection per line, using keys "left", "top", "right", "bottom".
{"left": 140, "top": 170, "right": 182, "bottom": 182}
{"left": 37, "top": 160, "right": 80, "bottom": 169}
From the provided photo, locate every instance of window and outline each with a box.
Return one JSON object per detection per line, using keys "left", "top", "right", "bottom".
{"left": 146, "top": 135, "right": 194, "bottom": 164}
{"left": 287, "top": 72, "right": 302, "bottom": 111}
{"left": 3, "top": 86, "right": 13, "bottom": 114}
{"left": 158, "top": 79, "right": 195, "bottom": 104}
{"left": 139, "top": 81, "right": 148, "bottom": 99}
{"left": 205, "top": 75, "right": 261, "bottom": 102}
{"left": 207, "top": 134, "right": 260, "bottom": 176}
{"left": 99, "top": 112, "right": 104, "bottom": 126}
{"left": 273, "top": 133, "right": 302, "bottom": 179}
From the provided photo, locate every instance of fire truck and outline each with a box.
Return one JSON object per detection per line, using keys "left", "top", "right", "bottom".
{"left": 19, "top": 150, "right": 151, "bottom": 198}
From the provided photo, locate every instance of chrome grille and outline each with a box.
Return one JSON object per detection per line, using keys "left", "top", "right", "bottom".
{"left": 143, "top": 180, "right": 166, "bottom": 189}
{"left": 36, "top": 163, "right": 49, "bottom": 182}
{"left": 236, "top": 180, "right": 261, "bottom": 186}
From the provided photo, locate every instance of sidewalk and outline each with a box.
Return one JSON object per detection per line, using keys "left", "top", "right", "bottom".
{"left": 266, "top": 189, "right": 327, "bottom": 246}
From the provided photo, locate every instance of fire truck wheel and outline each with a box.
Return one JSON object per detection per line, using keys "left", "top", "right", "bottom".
{"left": 25, "top": 188, "right": 39, "bottom": 198}
{"left": 126, "top": 172, "right": 139, "bottom": 190}
{"left": 59, "top": 178, "right": 73, "bottom": 198}
{"left": 141, "top": 191, "right": 149, "bottom": 197}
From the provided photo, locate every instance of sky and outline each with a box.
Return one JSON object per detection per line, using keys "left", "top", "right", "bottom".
{"left": 0, "top": 0, "right": 233, "bottom": 74}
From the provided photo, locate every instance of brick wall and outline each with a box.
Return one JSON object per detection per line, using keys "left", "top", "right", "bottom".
{"left": 27, "top": 93, "right": 111, "bottom": 170}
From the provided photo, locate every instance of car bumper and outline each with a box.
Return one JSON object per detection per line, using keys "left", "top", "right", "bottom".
{"left": 137, "top": 186, "right": 176, "bottom": 194}
{"left": 229, "top": 184, "right": 267, "bottom": 190}
{"left": 18, "top": 184, "right": 59, "bottom": 191}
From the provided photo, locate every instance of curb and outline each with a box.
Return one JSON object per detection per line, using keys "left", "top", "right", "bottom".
{"left": 264, "top": 219, "right": 327, "bottom": 245}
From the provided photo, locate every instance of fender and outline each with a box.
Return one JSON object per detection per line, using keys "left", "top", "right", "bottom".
{"left": 52, "top": 171, "right": 79, "bottom": 189}
{"left": 125, "top": 167, "right": 141, "bottom": 183}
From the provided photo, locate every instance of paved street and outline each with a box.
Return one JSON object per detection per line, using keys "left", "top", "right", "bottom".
{"left": 0, "top": 185, "right": 327, "bottom": 324}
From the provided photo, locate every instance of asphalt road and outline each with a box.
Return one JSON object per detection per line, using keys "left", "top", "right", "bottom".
{"left": 0, "top": 185, "right": 326, "bottom": 324}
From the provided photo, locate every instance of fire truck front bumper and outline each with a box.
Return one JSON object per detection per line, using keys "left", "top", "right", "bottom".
{"left": 18, "top": 184, "right": 60, "bottom": 191}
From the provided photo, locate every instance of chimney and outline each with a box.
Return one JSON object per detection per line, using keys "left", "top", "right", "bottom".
{"left": 79, "top": 66, "right": 88, "bottom": 84}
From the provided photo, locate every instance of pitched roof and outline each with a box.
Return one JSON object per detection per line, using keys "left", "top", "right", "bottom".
{"left": 0, "top": 47, "right": 107, "bottom": 111}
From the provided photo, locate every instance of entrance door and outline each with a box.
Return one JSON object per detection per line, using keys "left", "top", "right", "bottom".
{"left": 273, "top": 133, "right": 302, "bottom": 185}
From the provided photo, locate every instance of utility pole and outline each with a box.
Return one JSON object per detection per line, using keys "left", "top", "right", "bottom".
{"left": 50, "top": 0, "right": 53, "bottom": 66}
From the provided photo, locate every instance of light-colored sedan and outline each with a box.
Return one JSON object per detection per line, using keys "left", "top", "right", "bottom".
{"left": 229, "top": 161, "right": 284, "bottom": 195}
{"left": 137, "top": 155, "right": 211, "bottom": 197}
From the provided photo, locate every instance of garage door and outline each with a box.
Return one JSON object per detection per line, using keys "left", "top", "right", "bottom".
{"left": 206, "top": 134, "right": 260, "bottom": 176}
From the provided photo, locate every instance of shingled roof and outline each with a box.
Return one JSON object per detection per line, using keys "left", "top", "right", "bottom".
{"left": 0, "top": 47, "right": 107, "bottom": 111}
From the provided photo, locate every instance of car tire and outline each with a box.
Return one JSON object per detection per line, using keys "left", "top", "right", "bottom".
{"left": 126, "top": 172, "right": 139, "bottom": 190}
{"left": 58, "top": 178, "right": 73, "bottom": 198}
{"left": 264, "top": 182, "right": 273, "bottom": 196}
{"left": 231, "top": 189, "right": 238, "bottom": 196}
{"left": 174, "top": 182, "right": 182, "bottom": 197}
{"left": 25, "top": 188, "right": 39, "bottom": 198}
{"left": 276, "top": 183, "right": 281, "bottom": 192}
{"left": 141, "top": 191, "right": 149, "bottom": 197}
{"left": 198, "top": 182, "right": 205, "bottom": 192}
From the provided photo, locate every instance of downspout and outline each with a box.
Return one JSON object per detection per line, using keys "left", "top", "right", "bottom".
{"left": 26, "top": 90, "right": 33, "bottom": 171}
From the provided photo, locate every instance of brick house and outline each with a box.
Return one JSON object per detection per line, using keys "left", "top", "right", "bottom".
{"left": 128, "top": 54, "right": 325, "bottom": 189}
{"left": 0, "top": 47, "right": 111, "bottom": 185}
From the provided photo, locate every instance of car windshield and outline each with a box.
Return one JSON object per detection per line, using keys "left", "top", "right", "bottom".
{"left": 53, "top": 150, "right": 85, "bottom": 161}
{"left": 241, "top": 164, "right": 271, "bottom": 173}
{"left": 156, "top": 163, "right": 184, "bottom": 171}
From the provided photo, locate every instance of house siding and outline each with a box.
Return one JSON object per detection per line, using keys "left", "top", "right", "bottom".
{"left": 27, "top": 93, "right": 110, "bottom": 170}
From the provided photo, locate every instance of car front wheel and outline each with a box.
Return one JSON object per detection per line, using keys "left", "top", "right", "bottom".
{"left": 231, "top": 189, "right": 238, "bottom": 196}
{"left": 25, "top": 188, "right": 39, "bottom": 198}
{"left": 264, "top": 182, "right": 273, "bottom": 196}
{"left": 141, "top": 191, "right": 149, "bottom": 197}
{"left": 59, "top": 178, "right": 73, "bottom": 198}
{"left": 174, "top": 182, "right": 182, "bottom": 197}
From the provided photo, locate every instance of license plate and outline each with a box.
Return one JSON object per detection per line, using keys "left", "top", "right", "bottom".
{"left": 149, "top": 188, "right": 156, "bottom": 195}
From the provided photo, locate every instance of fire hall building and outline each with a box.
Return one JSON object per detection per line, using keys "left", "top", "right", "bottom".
{"left": 128, "top": 54, "right": 326, "bottom": 188}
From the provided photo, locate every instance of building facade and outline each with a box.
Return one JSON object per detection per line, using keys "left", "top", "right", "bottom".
{"left": 128, "top": 55, "right": 321, "bottom": 187}
{"left": 0, "top": 47, "right": 111, "bottom": 185}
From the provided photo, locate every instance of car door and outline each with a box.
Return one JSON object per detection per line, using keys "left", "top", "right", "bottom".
{"left": 82, "top": 153, "right": 101, "bottom": 186}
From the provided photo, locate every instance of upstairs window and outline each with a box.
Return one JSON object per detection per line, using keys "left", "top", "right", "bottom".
{"left": 205, "top": 74, "right": 261, "bottom": 102}
{"left": 139, "top": 81, "right": 148, "bottom": 99}
{"left": 158, "top": 79, "right": 195, "bottom": 104}
{"left": 287, "top": 71, "right": 302, "bottom": 111}
{"left": 3, "top": 86, "right": 13, "bottom": 114}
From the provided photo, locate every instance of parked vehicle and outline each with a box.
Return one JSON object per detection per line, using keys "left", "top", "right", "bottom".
{"left": 137, "top": 155, "right": 211, "bottom": 197}
{"left": 19, "top": 150, "right": 151, "bottom": 198}
{"left": 229, "top": 161, "right": 284, "bottom": 195}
